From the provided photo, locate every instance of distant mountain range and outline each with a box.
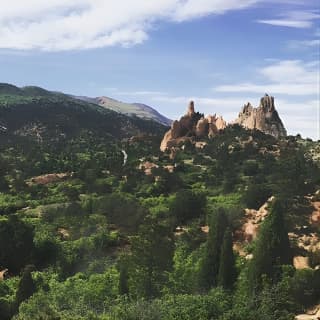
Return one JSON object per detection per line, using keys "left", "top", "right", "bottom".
{"left": 75, "top": 96, "right": 172, "bottom": 126}
{"left": 0, "top": 83, "right": 171, "bottom": 127}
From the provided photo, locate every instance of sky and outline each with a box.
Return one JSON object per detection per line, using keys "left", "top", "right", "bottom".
{"left": 0, "top": 0, "right": 319, "bottom": 139}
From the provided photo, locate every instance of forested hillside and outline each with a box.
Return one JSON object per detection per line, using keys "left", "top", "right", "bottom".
{"left": 0, "top": 86, "right": 319, "bottom": 320}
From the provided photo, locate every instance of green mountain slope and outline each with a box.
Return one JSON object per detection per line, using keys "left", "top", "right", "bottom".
{"left": 0, "top": 83, "right": 167, "bottom": 143}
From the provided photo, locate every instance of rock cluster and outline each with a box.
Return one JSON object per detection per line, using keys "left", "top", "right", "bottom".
{"left": 160, "top": 95, "right": 287, "bottom": 151}
{"left": 160, "top": 101, "right": 226, "bottom": 151}
{"left": 235, "top": 94, "right": 287, "bottom": 138}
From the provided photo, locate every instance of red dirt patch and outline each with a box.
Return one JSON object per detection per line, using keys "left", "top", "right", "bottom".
{"left": 27, "top": 173, "right": 71, "bottom": 185}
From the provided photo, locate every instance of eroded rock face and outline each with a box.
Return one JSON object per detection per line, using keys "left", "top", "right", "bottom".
{"left": 235, "top": 94, "right": 287, "bottom": 138}
{"left": 215, "top": 116, "right": 227, "bottom": 131}
{"left": 195, "top": 118, "right": 208, "bottom": 137}
{"left": 160, "top": 101, "right": 226, "bottom": 151}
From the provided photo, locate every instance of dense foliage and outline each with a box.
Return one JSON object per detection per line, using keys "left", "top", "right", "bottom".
{"left": 0, "top": 88, "right": 320, "bottom": 319}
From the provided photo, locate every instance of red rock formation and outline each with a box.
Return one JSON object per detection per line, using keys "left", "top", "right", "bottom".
{"left": 235, "top": 94, "right": 287, "bottom": 138}
{"left": 160, "top": 101, "right": 226, "bottom": 151}
{"left": 160, "top": 95, "right": 286, "bottom": 151}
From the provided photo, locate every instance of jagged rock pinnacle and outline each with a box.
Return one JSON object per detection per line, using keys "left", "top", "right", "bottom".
{"left": 235, "top": 94, "right": 287, "bottom": 138}
{"left": 187, "top": 100, "right": 195, "bottom": 117}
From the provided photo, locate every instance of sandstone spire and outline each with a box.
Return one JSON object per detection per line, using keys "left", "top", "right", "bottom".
{"left": 235, "top": 94, "right": 287, "bottom": 138}
{"left": 187, "top": 100, "right": 195, "bottom": 117}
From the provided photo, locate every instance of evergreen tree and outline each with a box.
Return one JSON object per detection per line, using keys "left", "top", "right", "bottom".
{"left": 128, "top": 217, "right": 174, "bottom": 298}
{"left": 218, "top": 228, "right": 237, "bottom": 289}
{"left": 0, "top": 216, "right": 35, "bottom": 273}
{"left": 200, "top": 208, "right": 229, "bottom": 290}
{"left": 15, "top": 265, "right": 36, "bottom": 312}
{"left": 249, "top": 200, "right": 292, "bottom": 293}
{"left": 117, "top": 255, "right": 129, "bottom": 295}
{"left": 170, "top": 190, "right": 206, "bottom": 225}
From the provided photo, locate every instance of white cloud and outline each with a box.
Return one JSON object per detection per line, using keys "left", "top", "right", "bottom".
{"left": 257, "top": 10, "right": 320, "bottom": 28}
{"left": 172, "top": 0, "right": 258, "bottom": 21}
{"left": 0, "top": 0, "right": 260, "bottom": 51}
{"left": 1, "top": 1, "right": 317, "bottom": 50}
{"left": 278, "top": 99, "right": 319, "bottom": 139}
{"left": 214, "top": 60, "right": 319, "bottom": 96}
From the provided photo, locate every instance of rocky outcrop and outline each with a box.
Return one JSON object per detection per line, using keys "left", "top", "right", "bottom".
{"left": 160, "top": 101, "right": 226, "bottom": 151}
{"left": 138, "top": 161, "right": 159, "bottom": 175}
{"left": 235, "top": 94, "right": 287, "bottom": 138}
{"left": 160, "top": 95, "right": 287, "bottom": 151}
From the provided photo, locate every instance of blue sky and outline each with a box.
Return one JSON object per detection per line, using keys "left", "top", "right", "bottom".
{"left": 0, "top": 0, "right": 319, "bottom": 139}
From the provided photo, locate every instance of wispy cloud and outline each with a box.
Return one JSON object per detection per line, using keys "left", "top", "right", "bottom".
{"left": 276, "top": 99, "right": 319, "bottom": 139}
{"left": 0, "top": 0, "right": 259, "bottom": 51}
{"left": 257, "top": 10, "right": 320, "bottom": 28}
{"left": 118, "top": 90, "right": 166, "bottom": 96}
{"left": 1, "top": 1, "right": 318, "bottom": 50}
{"left": 288, "top": 39, "right": 320, "bottom": 48}
{"left": 287, "top": 29, "right": 320, "bottom": 49}
{"left": 214, "top": 60, "right": 319, "bottom": 96}
{"left": 172, "top": 0, "right": 258, "bottom": 22}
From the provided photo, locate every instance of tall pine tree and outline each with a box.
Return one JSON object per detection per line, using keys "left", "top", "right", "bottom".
{"left": 128, "top": 216, "right": 174, "bottom": 298}
{"left": 218, "top": 228, "right": 237, "bottom": 289}
{"left": 200, "top": 208, "right": 229, "bottom": 290}
{"left": 249, "top": 200, "right": 292, "bottom": 293}
{"left": 117, "top": 254, "right": 129, "bottom": 295}
{"left": 14, "top": 265, "right": 36, "bottom": 313}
